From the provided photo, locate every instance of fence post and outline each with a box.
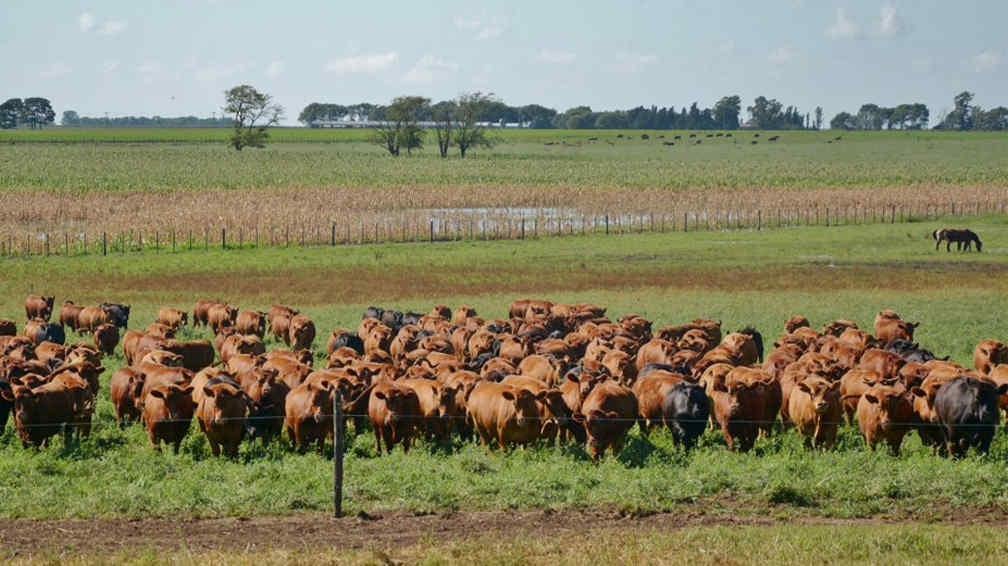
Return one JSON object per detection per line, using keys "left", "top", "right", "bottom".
{"left": 333, "top": 389, "right": 344, "bottom": 518}
{"left": 605, "top": 214, "right": 609, "bottom": 235}
{"left": 683, "top": 212, "right": 688, "bottom": 233}
{"left": 429, "top": 220, "right": 435, "bottom": 242}
{"left": 521, "top": 218, "right": 525, "bottom": 240}
{"left": 331, "top": 223, "right": 336, "bottom": 246}
{"left": 757, "top": 210, "right": 762, "bottom": 231}
{"left": 221, "top": 228, "right": 227, "bottom": 250}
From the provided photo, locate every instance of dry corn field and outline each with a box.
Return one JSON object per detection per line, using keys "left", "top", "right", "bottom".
{"left": 1, "top": 129, "right": 1007, "bottom": 256}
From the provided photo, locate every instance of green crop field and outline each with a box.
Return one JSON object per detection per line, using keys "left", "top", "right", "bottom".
{"left": 2, "top": 218, "right": 1008, "bottom": 522}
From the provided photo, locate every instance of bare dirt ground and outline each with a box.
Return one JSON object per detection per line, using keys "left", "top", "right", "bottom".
{"left": 4, "top": 508, "right": 1008, "bottom": 557}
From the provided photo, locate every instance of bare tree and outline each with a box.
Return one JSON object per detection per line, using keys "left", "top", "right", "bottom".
{"left": 223, "top": 85, "right": 283, "bottom": 151}
{"left": 453, "top": 92, "right": 497, "bottom": 158}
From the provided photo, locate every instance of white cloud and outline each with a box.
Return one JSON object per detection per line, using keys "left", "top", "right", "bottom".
{"left": 876, "top": 3, "right": 903, "bottom": 37}
{"left": 826, "top": 8, "right": 859, "bottom": 39}
{"left": 972, "top": 50, "right": 1001, "bottom": 73}
{"left": 40, "top": 62, "right": 71, "bottom": 78}
{"left": 403, "top": 55, "right": 459, "bottom": 84}
{"left": 78, "top": 12, "right": 95, "bottom": 32}
{"left": 98, "top": 19, "right": 128, "bottom": 36}
{"left": 266, "top": 60, "right": 284, "bottom": 78}
{"left": 325, "top": 52, "right": 398, "bottom": 74}
{"left": 610, "top": 52, "right": 658, "bottom": 73}
{"left": 453, "top": 15, "right": 506, "bottom": 40}
{"left": 101, "top": 60, "right": 120, "bottom": 74}
{"left": 536, "top": 49, "right": 576, "bottom": 64}
{"left": 768, "top": 46, "right": 796, "bottom": 65}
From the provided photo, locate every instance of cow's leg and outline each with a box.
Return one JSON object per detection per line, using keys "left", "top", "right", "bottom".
{"left": 210, "top": 441, "right": 221, "bottom": 457}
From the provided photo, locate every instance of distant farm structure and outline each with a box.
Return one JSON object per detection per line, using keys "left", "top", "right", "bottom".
{"left": 306, "top": 114, "right": 527, "bottom": 129}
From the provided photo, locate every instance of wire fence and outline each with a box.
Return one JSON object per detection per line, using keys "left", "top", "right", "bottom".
{"left": 0, "top": 199, "right": 1002, "bottom": 259}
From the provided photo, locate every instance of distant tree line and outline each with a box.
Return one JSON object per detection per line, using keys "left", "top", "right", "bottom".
{"left": 831, "top": 91, "right": 1008, "bottom": 131}
{"left": 933, "top": 91, "right": 1008, "bottom": 131}
{"left": 0, "top": 97, "right": 55, "bottom": 129}
{"left": 59, "top": 111, "right": 231, "bottom": 128}
{"left": 300, "top": 95, "right": 820, "bottom": 131}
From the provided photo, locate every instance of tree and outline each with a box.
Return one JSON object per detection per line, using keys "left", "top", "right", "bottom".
{"left": 22, "top": 97, "right": 55, "bottom": 129}
{"left": 431, "top": 100, "right": 455, "bottom": 158}
{"left": 518, "top": 104, "right": 557, "bottom": 128}
{"left": 830, "top": 111, "right": 856, "bottom": 130}
{"left": 0, "top": 98, "right": 23, "bottom": 129}
{"left": 711, "top": 95, "right": 742, "bottom": 130}
{"left": 594, "top": 111, "right": 628, "bottom": 129}
{"left": 942, "top": 91, "right": 975, "bottom": 130}
{"left": 373, "top": 96, "right": 429, "bottom": 156}
{"left": 559, "top": 106, "right": 595, "bottom": 129}
{"left": 453, "top": 92, "right": 496, "bottom": 158}
{"left": 61, "top": 110, "right": 80, "bottom": 127}
{"left": 814, "top": 106, "right": 823, "bottom": 130}
{"left": 223, "top": 85, "right": 283, "bottom": 150}
{"left": 856, "top": 104, "right": 886, "bottom": 130}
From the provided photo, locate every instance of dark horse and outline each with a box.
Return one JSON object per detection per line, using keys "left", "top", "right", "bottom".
{"left": 933, "top": 228, "right": 982, "bottom": 252}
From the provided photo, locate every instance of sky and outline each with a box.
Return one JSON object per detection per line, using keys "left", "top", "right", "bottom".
{"left": 1, "top": 0, "right": 1006, "bottom": 125}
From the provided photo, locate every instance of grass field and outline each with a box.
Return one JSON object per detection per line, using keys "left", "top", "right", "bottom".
{"left": 2, "top": 218, "right": 1008, "bottom": 520}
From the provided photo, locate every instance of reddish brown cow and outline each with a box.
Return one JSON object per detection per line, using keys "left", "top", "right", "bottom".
{"left": 839, "top": 368, "right": 889, "bottom": 423}
{"left": 284, "top": 381, "right": 332, "bottom": 453}
{"left": 632, "top": 370, "right": 684, "bottom": 432}
{"left": 145, "top": 323, "right": 176, "bottom": 339}
{"left": 109, "top": 367, "right": 145, "bottom": 425}
{"left": 369, "top": 380, "right": 421, "bottom": 454}
{"left": 156, "top": 307, "right": 188, "bottom": 329}
{"left": 25, "top": 295, "right": 55, "bottom": 322}
{"left": 466, "top": 381, "right": 545, "bottom": 449}
{"left": 785, "top": 315, "right": 811, "bottom": 334}
{"left": 207, "top": 304, "right": 238, "bottom": 333}
{"left": 220, "top": 334, "right": 265, "bottom": 363}
{"left": 858, "top": 348, "right": 905, "bottom": 380}
{"left": 143, "top": 382, "right": 196, "bottom": 453}
{"left": 710, "top": 379, "right": 764, "bottom": 452}
{"left": 235, "top": 311, "right": 268, "bottom": 338}
{"left": 399, "top": 378, "right": 444, "bottom": 441}
{"left": 94, "top": 323, "right": 119, "bottom": 356}
{"left": 197, "top": 378, "right": 251, "bottom": 457}
{"left": 288, "top": 315, "right": 316, "bottom": 351}
{"left": 10, "top": 374, "right": 93, "bottom": 448}
{"left": 974, "top": 340, "right": 1008, "bottom": 375}
{"left": 579, "top": 379, "right": 638, "bottom": 460}
{"left": 788, "top": 376, "right": 842, "bottom": 450}
{"left": 857, "top": 384, "right": 915, "bottom": 455}
{"left": 34, "top": 342, "right": 66, "bottom": 366}
{"left": 59, "top": 302, "right": 83, "bottom": 331}
{"left": 192, "top": 300, "right": 221, "bottom": 328}
{"left": 726, "top": 367, "right": 781, "bottom": 437}
{"left": 76, "top": 307, "right": 110, "bottom": 334}
{"left": 167, "top": 340, "right": 216, "bottom": 372}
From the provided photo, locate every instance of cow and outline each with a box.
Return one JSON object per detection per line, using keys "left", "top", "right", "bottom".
{"left": 784, "top": 315, "right": 811, "bottom": 334}
{"left": 858, "top": 348, "right": 905, "bottom": 380}
{"left": 156, "top": 307, "right": 189, "bottom": 330}
{"left": 235, "top": 311, "right": 268, "bottom": 338}
{"left": 856, "top": 384, "right": 915, "bottom": 455}
{"left": 109, "top": 367, "right": 145, "bottom": 426}
{"left": 10, "top": 374, "right": 93, "bottom": 448}
{"left": 466, "top": 381, "right": 547, "bottom": 449}
{"left": 579, "top": 379, "right": 638, "bottom": 460}
{"left": 974, "top": 340, "right": 1008, "bottom": 375}
{"left": 632, "top": 370, "right": 684, "bottom": 432}
{"left": 661, "top": 381, "right": 710, "bottom": 449}
{"left": 284, "top": 380, "right": 333, "bottom": 453}
{"left": 207, "top": 304, "right": 238, "bottom": 333}
{"left": 197, "top": 378, "right": 251, "bottom": 458}
{"left": 839, "top": 368, "right": 889, "bottom": 423}
{"left": 145, "top": 323, "right": 177, "bottom": 339}
{"left": 23, "top": 319, "right": 65, "bottom": 346}
{"left": 219, "top": 334, "right": 265, "bottom": 363}
{"left": 34, "top": 342, "right": 66, "bottom": 366}
{"left": 787, "top": 376, "right": 842, "bottom": 450}
{"left": 327, "top": 329, "right": 365, "bottom": 356}
{"left": 59, "top": 302, "right": 83, "bottom": 331}
{"left": 398, "top": 378, "right": 444, "bottom": 442}
{"left": 25, "top": 295, "right": 55, "bottom": 322}
{"left": 499, "top": 374, "right": 578, "bottom": 443}
{"left": 288, "top": 315, "right": 316, "bottom": 351}
{"left": 0, "top": 318, "right": 16, "bottom": 337}
{"left": 726, "top": 367, "right": 781, "bottom": 437}
{"left": 934, "top": 377, "right": 1008, "bottom": 457}
{"left": 76, "top": 307, "right": 110, "bottom": 334}
{"left": 874, "top": 310, "right": 918, "bottom": 345}
{"left": 710, "top": 378, "right": 766, "bottom": 452}
{"left": 94, "top": 323, "right": 119, "bottom": 356}
{"left": 368, "top": 380, "right": 421, "bottom": 454}
{"left": 238, "top": 367, "right": 290, "bottom": 444}
{"left": 192, "top": 299, "right": 221, "bottom": 328}
{"left": 99, "top": 303, "right": 131, "bottom": 328}
{"left": 143, "top": 382, "right": 196, "bottom": 453}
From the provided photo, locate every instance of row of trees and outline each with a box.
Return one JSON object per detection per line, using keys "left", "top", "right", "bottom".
{"left": 0, "top": 98, "right": 55, "bottom": 129}
{"left": 300, "top": 95, "right": 818, "bottom": 130}
{"left": 831, "top": 92, "right": 1008, "bottom": 131}
{"left": 936, "top": 91, "right": 1008, "bottom": 131}
{"left": 373, "top": 93, "right": 495, "bottom": 158}
{"left": 60, "top": 112, "right": 231, "bottom": 128}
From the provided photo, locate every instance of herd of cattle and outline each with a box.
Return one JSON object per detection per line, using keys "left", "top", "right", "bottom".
{"left": 2, "top": 296, "right": 1008, "bottom": 460}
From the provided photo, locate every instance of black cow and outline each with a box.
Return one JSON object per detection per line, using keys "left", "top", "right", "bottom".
{"left": 0, "top": 380, "right": 13, "bottom": 433}
{"left": 934, "top": 377, "right": 1008, "bottom": 457}
{"left": 330, "top": 333, "right": 365, "bottom": 355}
{"left": 100, "top": 303, "right": 131, "bottom": 328}
{"left": 363, "top": 306, "right": 384, "bottom": 320}
{"left": 662, "top": 382, "right": 710, "bottom": 449}
{"left": 886, "top": 340, "right": 944, "bottom": 363}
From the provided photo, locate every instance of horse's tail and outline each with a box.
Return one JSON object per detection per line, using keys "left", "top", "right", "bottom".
{"left": 931, "top": 229, "right": 940, "bottom": 241}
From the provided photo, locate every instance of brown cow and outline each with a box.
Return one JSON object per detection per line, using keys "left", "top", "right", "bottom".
{"left": 974, "top": 340, "right": 1008, "bottom": 375}
{"left": 579, "top": 379, "right": 638, "bottom": 460}
{"left": 25, "top": 295, "right": 55, "bottom": 322}
{"left": 726, "top": 367, "right": 781, "bottom": 437}
{"left": 499, "top": 374, "right": 574, "bottom": 443}
{"left": 438, "top": 370, "right": 482, "bottom": 439}
{"left": 197, "top": 378, "right": 251, "bottom": 457}
{"left": 167, "top": 340, "right": 216, "bottom": 372}
{"left": 22, "top": 319, "right": 53, "bottom": 346}
{"left": 145, "top": 323, "right": 176, "bottom": 339}
{"left": 839, "top": 368, "right": 889, "bottom": 423}
{"left": 109, "top": 367, "right": 145, "bottom": 425}
{"left": 518, "top": 354, "right": 563, "bottom": 387}
{"left": 710, "top": 379, "right": 764, "bottom": 452}
{"left": 288, "top": 315, "right": 316, "bottom": 351}
{"left": 207, "top": 304, "right": 238, "bottom": 333}
{"left": 235, "top": 311, "right": 268, "bottom": 338}
{"left": 632, "top": 370, "right": 684, "bottom": 432}
{"left": 237, "top": 367, "right": 290, "bottom": 444}
{"left": 788, "top": 375, "right": 842, "bottom": 450}
{"left": 192, "top": 299, "right": 220, "bottom": 328}
{"left": 59, "top": 302, "right": 83, "bottom": 331}
{"left": 858, "top": 348, "right": 905, "bottom": 380}
{"left": 369, "top": 380, "right": 421, "bottom": 454}
{"left": 399, "top": 378, "right": 444, "bottom": 441}
{"left": 874, "top": 310, "right": 918, "bottom": 345}
{"left": 143, "top": 382, "right": 196, "bottom": 453}
{"left": 34, "top": 342, "right": 66, "bottom": 366}
{"left": 10, "top": 374, "right": 93, "bottom": 448}
{"left": 76, "top": 306, "right": 110, "bottom": 334}
{"left": 785, "top": 315, "right": 811, "bottom": 334}
{"left": 284, "top": 380, "right": 332, "bottom": 453}
{"left": 466, "top": 381, "right": 545, "bottom": 449}
{"left": 635, "top": 338, "right": 678, "bottom": 372}
{"left": 220, "top": 334, "right": 265, "bottom": 363}
{"left": 94, "top": 323, "right": 119, "bottom": 356}
{"left": 156, "top": 307, "right": 188, "bottom": 330}
{"left": 857, "top": 384, "right": 915, "bottom": 455}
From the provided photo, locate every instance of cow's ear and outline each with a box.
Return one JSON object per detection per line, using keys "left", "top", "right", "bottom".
{"left": 997, "top": 384, "right": 1008, "bottom": 396}
{"left": 203, "top": 386, "right": 216, "bottom": 398}
{"left": 910, "top": 387, "right": 926, "bottom": 398}
{"left": 501, "top": 390, "right": 515, "bottom": 401}
{"left": 863, "top": 394, "right": 879, "bottom": 404}
{"left": 150, "top": 389, "right": 166, "bottom": 399}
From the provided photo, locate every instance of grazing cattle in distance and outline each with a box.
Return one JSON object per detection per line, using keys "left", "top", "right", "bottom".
{"left": 787, "top": 376, "right": 842, "bottom": 450}
{"left": 60, "top": 302, "right": 83, "bottom": 331}
{"left": 934, "top": 377, "right": 1007, "bottom": 457}
{"left": 857, "top": 384, "right": 915, "bottom": 455}
{"left": 25, "top": 295, "right": 55, "bottom": 322}
{"left": 933, "top": 228, "right": 983, "bottom": 252}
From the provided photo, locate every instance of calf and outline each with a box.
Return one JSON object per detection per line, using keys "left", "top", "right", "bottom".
{"left": 143, "top": 382, "right": 196, "bottom": 453}
{"left": 934, "top": 377, "right": 1007, "bottom": 457}
{"left": 857, "top": 385, "right": 915, "bottom": 455}
{"left": 369, "top": 380, "right": 422, "bottom": 453}
{"left": 661, "top": 381, "right": 710, "bottom": 449}
{"left": 94, "top": 323, "right": 119, "bottom": 356}
{"left": 197, "top": 379, "right": 251, "bottom": 457}
{"left": 787, "top": 376, "right": 842, "bottom": 450}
